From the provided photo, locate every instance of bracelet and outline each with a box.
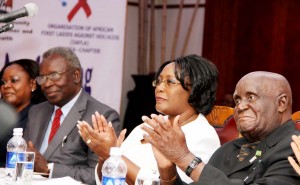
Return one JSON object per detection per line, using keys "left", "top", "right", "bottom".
{"left": 160, "top": 175, "right": 177, "bottom": 184}
{"left": 185, "top": 157, "right": 202, "bottom": 177}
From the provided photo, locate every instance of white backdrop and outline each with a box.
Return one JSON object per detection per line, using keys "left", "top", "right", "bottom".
{"left": 0, "top": 0, "right": 127, "bottom": 112}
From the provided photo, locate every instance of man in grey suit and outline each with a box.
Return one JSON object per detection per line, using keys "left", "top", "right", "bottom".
{"left": 24, "top": 47, "right": 121, "bottom": 185}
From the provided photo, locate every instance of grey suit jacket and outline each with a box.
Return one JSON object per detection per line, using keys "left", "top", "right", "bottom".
{"left": 24, "top": 90, "right": 121, "bottom": 185}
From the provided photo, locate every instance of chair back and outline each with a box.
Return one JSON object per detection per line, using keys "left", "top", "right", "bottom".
{"left": 292, "top": 111, "right": 300, "bottom": 130}
{"left": 206, "top": 106, "right": 239, "bottom": 145}
{"left": 206, "top": 105, "right": 234, "bottom": 127}
{"left": 215, "top": 116, "right": 239, "bottom": 145}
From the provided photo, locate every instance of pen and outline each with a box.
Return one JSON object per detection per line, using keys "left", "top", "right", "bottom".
{"left": 62, "top": 136, "right": 67, "bottom": 147}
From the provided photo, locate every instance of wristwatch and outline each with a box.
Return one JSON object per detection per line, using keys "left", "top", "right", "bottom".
{"left": 185, "top": 157, "right": 202, "bottom": 177}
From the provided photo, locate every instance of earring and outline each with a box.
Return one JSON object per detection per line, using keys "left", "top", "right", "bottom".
{"left": 31, "top": 89, "right": 34, "bottom": 92}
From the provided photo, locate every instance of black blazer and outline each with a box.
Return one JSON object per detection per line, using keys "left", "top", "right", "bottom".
{"left": 175, "top": 120, "right": 300, "bottom": 185}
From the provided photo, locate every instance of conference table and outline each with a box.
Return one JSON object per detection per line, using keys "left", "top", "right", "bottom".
{"left": 0, "top": 168, "right": 86, "bottom": 184}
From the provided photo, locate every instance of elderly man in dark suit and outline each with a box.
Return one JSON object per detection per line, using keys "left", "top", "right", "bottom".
{"left": 24, "top": 47, "right": 121, "bottom": 185}
{"left": 141, "top": 71, "right": 300, "bottom": 185}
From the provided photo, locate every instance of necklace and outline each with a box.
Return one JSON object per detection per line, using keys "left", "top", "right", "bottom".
{"left": 180, "top": 113, "right": 198, "bottom": 126}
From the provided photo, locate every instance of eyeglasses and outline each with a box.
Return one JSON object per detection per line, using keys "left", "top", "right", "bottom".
{"left": 36, "top": 70, "right": 70, "bottom": 85}
{"left": 152, "top": 79, "right": 181, "bottom": 88}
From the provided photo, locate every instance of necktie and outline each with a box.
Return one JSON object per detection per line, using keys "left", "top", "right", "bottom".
{"left": 48, "top": 108, "right": 62, "bottom": 143}
{"left": 238, "top": 141, "right": 260, "bottom": 161}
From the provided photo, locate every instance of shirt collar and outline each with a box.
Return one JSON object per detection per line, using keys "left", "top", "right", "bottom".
{"left": 53, "top": 88, "right": 82, "bottom": 116}
{"left": 233, "top": 119, "right": 296, "bottom": 148}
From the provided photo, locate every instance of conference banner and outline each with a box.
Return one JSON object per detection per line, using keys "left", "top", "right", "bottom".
{"left": 0, "top": 0, "right": 127, "bottom": 112}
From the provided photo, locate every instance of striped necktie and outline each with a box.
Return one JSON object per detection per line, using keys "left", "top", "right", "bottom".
{"left": 48, "top": 108, "right": 62, "bottom": 143}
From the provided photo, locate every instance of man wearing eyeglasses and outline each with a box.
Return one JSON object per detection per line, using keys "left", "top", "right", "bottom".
{"left": 24, "top": 47, "right": 121, "bottom": 185}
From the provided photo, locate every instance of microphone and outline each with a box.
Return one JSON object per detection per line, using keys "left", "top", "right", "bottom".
{"left": 0, "top": 3, "right": 38, "bottom": 23}
{"left": 0, "top": 22, "right": 14, "bottom": 33}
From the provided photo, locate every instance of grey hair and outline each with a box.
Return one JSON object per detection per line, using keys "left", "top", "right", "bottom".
{"left": 42, "top": 47, "right": 81, "bottom": 70}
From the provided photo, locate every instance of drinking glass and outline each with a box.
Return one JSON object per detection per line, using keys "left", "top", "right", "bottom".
{"left": 136, "top": 177, "right": 160, "bottom": 185}
{"left": 15, "top": 151, "right": 35, "bottom": 185}
{"left": 136, "top": 169, "right": 160, "bottom": 185}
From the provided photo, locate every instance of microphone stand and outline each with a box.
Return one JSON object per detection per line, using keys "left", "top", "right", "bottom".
{"left": 0, "top": 22, "right": 14, "bottom": 34}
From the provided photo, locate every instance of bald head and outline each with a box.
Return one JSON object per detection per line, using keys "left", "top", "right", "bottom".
{"left": 233, "top": 71, "right": 292, "bottom": 141}
{"left": 239, "top": 71, "right": 292, "bottom": 114}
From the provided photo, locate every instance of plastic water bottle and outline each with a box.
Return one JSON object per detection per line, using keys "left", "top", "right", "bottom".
{"left": 102, "top": 147, "right": 127, "bottom": 185}
{"left": 5, "top": 128, "right": 27, "bottom": 183}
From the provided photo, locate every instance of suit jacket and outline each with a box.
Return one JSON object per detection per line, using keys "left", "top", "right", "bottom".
{"left": 24, "top": 90, "right": 121, "bottom": 185}
{"left": 175, "top": 120, "right": 300, "bottom": 185}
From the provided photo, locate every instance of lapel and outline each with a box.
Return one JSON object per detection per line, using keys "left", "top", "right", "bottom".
{"left": 227, "top": 120, "right": 296, "bottom": 177}
{"left": 227, "top": 141, "right": 266, "bottom": 176}
{"left": 43, "top": 91, "right": 87, "bottom": 159}
{"left": 35, "top": 103, "right": 53, "bottom": 150}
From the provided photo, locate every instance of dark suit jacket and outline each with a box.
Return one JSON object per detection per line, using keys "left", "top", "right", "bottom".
{"left": 175, "top": 120, "right": 300, "bottom": 185}
{"left": 24, "top": 90, "right": 121, "bottom": 185}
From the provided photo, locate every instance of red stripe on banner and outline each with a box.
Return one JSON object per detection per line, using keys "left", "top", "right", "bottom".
{"left": 67, "top": 0, "right": 91, "bottom": 22}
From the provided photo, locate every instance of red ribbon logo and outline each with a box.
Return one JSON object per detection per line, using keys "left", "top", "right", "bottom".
{"left": 67, "top": 0, "right": 91, "bottom": 22}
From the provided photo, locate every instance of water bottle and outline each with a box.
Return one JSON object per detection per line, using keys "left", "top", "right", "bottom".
{"left": 5, "top": 128, "right": 27, "bottom": 183}
{"left": 102, "top": 147, "right": 127, "bottom": 185}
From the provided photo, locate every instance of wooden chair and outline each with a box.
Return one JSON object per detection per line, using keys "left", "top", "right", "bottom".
{"left": 206, "top": 105, "right": 239, "bottom": 145}
{"left": 206, "top": 106, "right": 234, "bottom": 127}
{"left": 292, "top": 111, "right": 300, "bottom": 130}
